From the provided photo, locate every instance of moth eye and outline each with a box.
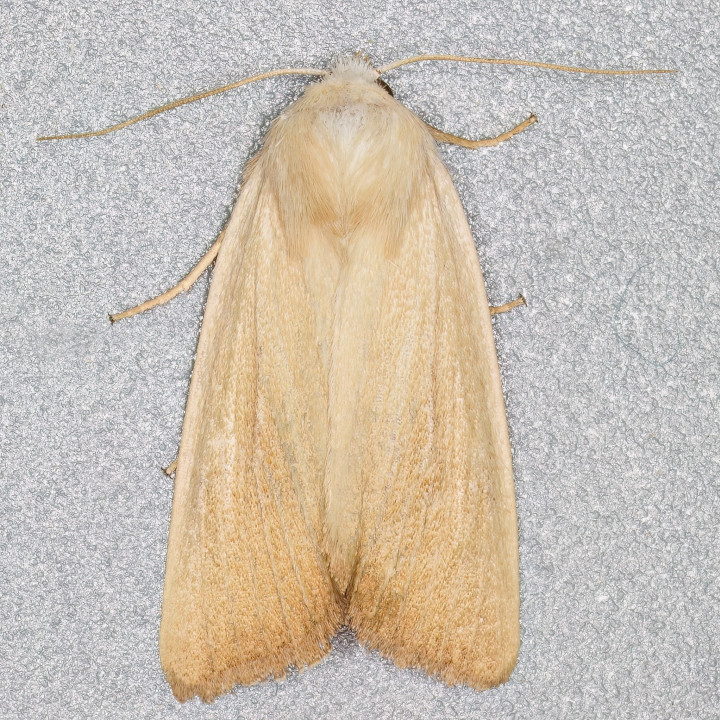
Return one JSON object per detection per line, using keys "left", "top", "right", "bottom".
{"left": 376, "top": 78, "right": 394, "bottom": 97}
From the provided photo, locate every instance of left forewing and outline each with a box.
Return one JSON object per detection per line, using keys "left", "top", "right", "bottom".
{"left": 159, "top": 171, "right": 342, "bottom": 702}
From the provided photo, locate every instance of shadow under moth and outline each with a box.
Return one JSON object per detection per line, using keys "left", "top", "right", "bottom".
{"left": 40, "top": 52, "right": 673, "bottom": 702}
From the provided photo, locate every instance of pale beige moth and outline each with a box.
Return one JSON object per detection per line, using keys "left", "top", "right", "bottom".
{"left": 39, "top": 52, "right": 673, "bottom": 702}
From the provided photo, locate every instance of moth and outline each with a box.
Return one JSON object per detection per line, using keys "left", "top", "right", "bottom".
{"left": 40, "top": 52, "right": 673, "bottom": 702}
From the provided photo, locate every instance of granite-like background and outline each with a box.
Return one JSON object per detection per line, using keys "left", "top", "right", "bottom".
{"left": 1, "top": 1, "right": 718, "bottom": 718}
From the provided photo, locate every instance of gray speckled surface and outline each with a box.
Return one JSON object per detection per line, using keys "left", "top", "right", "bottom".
{"left": 2, "top": 2, "right": 718, "bottom": 718}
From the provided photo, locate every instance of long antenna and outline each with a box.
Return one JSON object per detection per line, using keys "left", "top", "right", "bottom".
{"left": 378, "top": 53, "right": 676, "bottom": 75}
{"left": 37, "top": 67, "right": 326, "bottom": 141}
{"left": 38, "top": 54, "right": 675, "bottom": 142}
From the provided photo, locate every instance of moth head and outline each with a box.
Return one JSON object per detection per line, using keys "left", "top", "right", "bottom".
{"left": 327, "top": 53, "right": 394, "bottom": 97}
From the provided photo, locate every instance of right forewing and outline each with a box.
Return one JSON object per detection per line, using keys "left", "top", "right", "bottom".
{"left": 348, "top": 154, "right": 520, "bottom": 689}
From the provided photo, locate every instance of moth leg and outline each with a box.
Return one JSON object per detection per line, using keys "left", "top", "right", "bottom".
{"left": 163, "top": 458, "right": 178, "bottom": 476}
{"left": 426, "top": 114, "right": 537, "bottom": 149}
{"left": 109, "top": 227, "right": 226, "bottom": 323}
{"left": 490, "top": 294, "right": 526, "bottom": 315}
